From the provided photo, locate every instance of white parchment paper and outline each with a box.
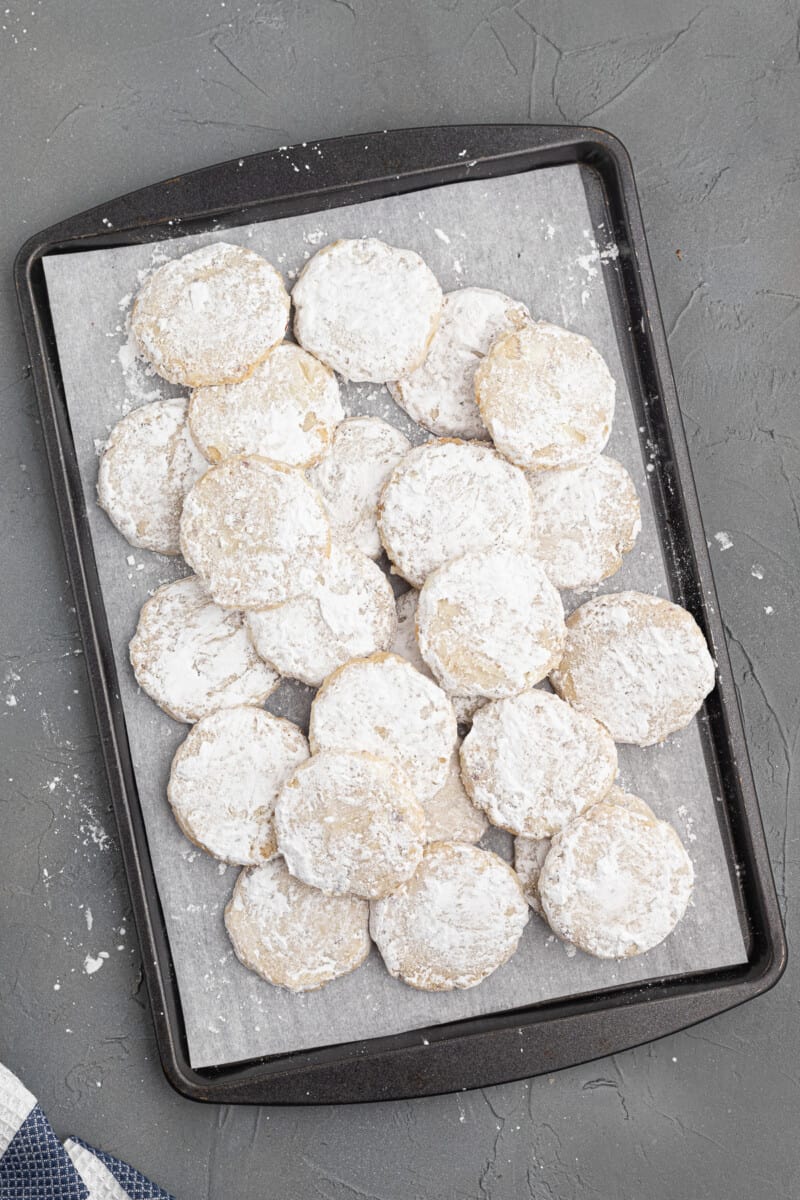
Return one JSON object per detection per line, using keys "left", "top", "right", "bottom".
{"left": 43, "top": 164, "right": 747, "bottom": 1070}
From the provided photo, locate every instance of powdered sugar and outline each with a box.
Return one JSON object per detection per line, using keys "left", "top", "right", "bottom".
{"left": 275, "top": 751, "right": 425, "bottom": 898}
{"left": 416, "top": 549, "right": 566, "bottom": 699}
{"left": 527, "top": 456, "right": 641, "bottom": 590}
{"left": 378, "top": 440, "right": 534, "bottom": 588}
{"left": 292, "top": 238, "right": 443, "bottom": 382}
{"left": 131, "top": 242, "right": 290, "bottom": 387}
{"left": 188, "top": 342, "right": 343, "bottom": 468}
{"left": 168, "top": 706, "right": 309, "bottom": 865}
{"left": 390, "top": 589, "right": 486, "bottom": 726}
{"left": 422, "top": 746, "right": 488, "bottom": 844}
{"left": 96, "top": 398, "right": 207, "bottom": 556}
{"left": 245, "top": 542, "right": 396, "bottom": 687}
{"left": 129, "top": 575, "right": 279, "bottom": 723}
{"left": 475, "top": 320, "right": 615, "bottom": 471}
{"left": 389, "top": 288, "right": 529, "bottom": 438}
{"left": 461, "top": 689, "right": 617, "bottom": 836}
{"left": 550, "top": 591, "right": 716, "bottom": 746}
{"left": 308, "top": 416, "right": 411, "bottom": 559}
{"left": 309, "top": 653, "right": 457, "bottom": 803}
{"left": 370, "top": 842, "right": 529, "bottom": 990}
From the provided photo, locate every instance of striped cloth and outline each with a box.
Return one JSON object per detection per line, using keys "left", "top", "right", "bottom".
{"left": 0, "top": 1064, "right": 173, "bottom": 1200}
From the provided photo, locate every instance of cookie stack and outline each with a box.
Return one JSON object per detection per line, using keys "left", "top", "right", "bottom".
{"left": 99, "top": 236, "right": 713, "bottom": 994}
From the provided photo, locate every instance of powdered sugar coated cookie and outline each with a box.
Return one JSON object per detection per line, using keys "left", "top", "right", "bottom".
{"left": 309, "top": 653, "right": 457, "bottom": 803}
{"left": 129, "top": 575, "right": 279, "bottom": 723}
{"left": 246, "top": 542, "right": 396, "bottom": 687}
{"left": 225, "top": 858, "right": 370, "bottom": 992}
{"left": 460, "top": 689, "right": 617, "bottom": 836}
{"left": 475, "top": 321, "right": 615, "bottom": 471}
{"left": 417, "top": 549, "right": 566, "bottom": 699}
{"left": 130, "top": 242, "right": 290, "bottom": 387}
{"left": 167, "top": 706, "right": 308, "bottom": 864}
{"left": 513, "top": 835, "right": 551, "bottom": 916}
{"left": 378, "top": 440, "right": 534, "bottom": 588}
{"left": 180, "top": 455, "right": 330, "bottom": 609}
{"left": 527, "top": 456, "right": 641, "bottom": 590}
{"left": 275, "top": 751, "right": 425, "bottom": 899}
{"left": 188, "top": 342, "right": 343, "bottom": 468}
{"left": 390, "top": 589, "right": 486, "bottom": 726}
{"left": 550, "top": 591, "right": 716, "bottom": 745}
{"left": 538, "top": 799, "right": 694, "bottom": 959}
{"left": 308, "top": 417, "right": 411, "bottom": 559}
{"left": 370, "top": 842, "right": 529, "bottom": 990}
{"left": 389, "top": 287, "right": 529, "bottom": 438}
{"left": 97, "top": 399, "right": 207, "bottom": 555}
{"left": 292, "top": 238, "right": 443, "bottom": 382}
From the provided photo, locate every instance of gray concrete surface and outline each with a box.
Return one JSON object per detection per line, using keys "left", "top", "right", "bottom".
{"left": 0, "top": 2, "right": 797, "bottom": 1196}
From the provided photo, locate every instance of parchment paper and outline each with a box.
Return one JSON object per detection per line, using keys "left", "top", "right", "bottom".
{"left": 43, "top": 164, "right": 747, "bottom": 1070}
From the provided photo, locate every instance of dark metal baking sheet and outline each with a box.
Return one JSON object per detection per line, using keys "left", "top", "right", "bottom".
{"left": 14, "top": 124, "right": 786, "bottom": 1104}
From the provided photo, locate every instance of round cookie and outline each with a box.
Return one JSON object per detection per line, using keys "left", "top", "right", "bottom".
{"left": 378, "top": 440, "right": 534, "bottom": 588}
{"left": 474, "top": 320, "right": 615, "bottom": 471}
{"left": 275, "top": 751, "right": 425, "bottom": 899}
{"left": 514, "top": 787, "right": 655, "bottom": 917}
{"left": 180, "top": 455, "right": 330, "bottom": 609}
{"left": 513, "top": 836, "right": 551, "bottom": 916}
{"left": 130, "top": 242, "right": 290, "bottom": 387}
{"left": 416, "top": 549, "right": 566, "bottom": 699}
{"left": 167, "top": 706, "right": 308, "bottom": 864}
{"left": 309, "top": 653, "right": 457, "bottom": 803}
{"left": 460, "top": 689, "right": 617, "bottom": 836}
{"left": 246, "top": 542, "right": 396, "bottom": 687}
{"left": 225, "top": 858, "right": 370, "bottom": 992}
{"left": 129, "top": 575, "right": 279, "bottom": 723}
{"left": 292, "top": 237, "right": 443, "bottom": 382}
{"left": 527, "top": 456, "right": 641, "bottom": 590}
{"left": 422, "top": 747, "right": 488, "bottom": 844}
{"left": 308, "top": 417, "right": 412, "bottom": 559}
{"left": 537, "top": 800, "right": 694, "bottom": 959}
{"left": 97, "top": 398, "right": 207, "bottom": 556}
{"left": 188, "top": 342, "right": 343, "bottom": 468}
{"left": 369, "top": 842, "right": 529, "bottom": 991}
{"left": 391, "top": 589, "right": 486, "bottom": 727}
{"left": 550, "top": 591, "right": 716, "bottom": 745}
{"left": 388, "top": 287, "right": 529, "bottom": 438}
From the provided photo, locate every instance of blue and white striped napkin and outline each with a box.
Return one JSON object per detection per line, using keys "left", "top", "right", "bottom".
{"left": 0, "top": 1063, "right": 173, "bottom": 1200}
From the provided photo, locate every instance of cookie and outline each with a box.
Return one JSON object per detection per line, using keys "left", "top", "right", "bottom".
{"left": 550, "top": 591, "right": 716, "bottom": 745}
{"left": 527, "top": 456, "right": 641, "bottom": 590}
{"left": 246, "top": 542, "right": 396, "bottom": 687}
{"left": 130, "top": 242, "right": 290, "bottom": 387}
{"left": 275, "top": 750, "right": 425, "bottom": 899}
{"left": 416, "top": 549, "right": 566, "bottom": 700}
{"left": 180, "top": 455, "right": 330, "bottom": 609}
{"left": 422, "top": 746, "right": 488, "bottom": 844}
{"left": 97, "top": 398, "right": 207, "bottom": 556}
{"left": 460, "top": 689, "right": 617, "bottom": 836}
{"left": 308, "top": 417, "right": 411, "bottom": 559}
{"left": 369, "top": 842, "right": 529, "bottom": 991}
{"left": 224, "top": 858, "right": 370, "bottom": 992}
{"left": 390, "top": 589, "right": 486, "bottom": 727}
{"left": 167, "top": 706, "right": 308, "bottom": 864}
{"left": 388, "top": 287, "right": 529, "bottom": 438}
{"left": 474, "top": 320, "right": 615, "bottom": 471}
{"left": 513, "top": 785, "right": 654, "bottom": 915}
{"left": 378, "top": 440, "right": 534, "bottom": 588}
{"left": 537, "top": 799, "right": 694, "bottom": 959}
{"left": 129, "top": 575, "right": 279, "bottom": 722}
{"left": 188, "top": 342, "right": 343, "bottom": 468}
{"left": 309, "top": 653, "right": 457, "bottom": 803}
{"left": 513, "top": 835, "right": 551, "bottom": 916}
{"left": 292, "top": 237, "right": 443, "bottom": 382}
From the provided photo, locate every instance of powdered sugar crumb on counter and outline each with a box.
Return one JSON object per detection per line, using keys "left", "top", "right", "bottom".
{"left": 83, "top": 951, "right": 109, "bottom": 975}
{"left": 714, "top": 531, "right": 733, "bottom": 551}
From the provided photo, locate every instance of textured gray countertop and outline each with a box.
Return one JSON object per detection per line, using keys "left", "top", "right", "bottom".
{"left": 1, "top": 3, "right": 797, "bottom": 1197}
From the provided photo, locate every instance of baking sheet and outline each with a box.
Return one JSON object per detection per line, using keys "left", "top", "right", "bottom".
{"left": 43, "top": 164, "right": 747, "bottom": 1070}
